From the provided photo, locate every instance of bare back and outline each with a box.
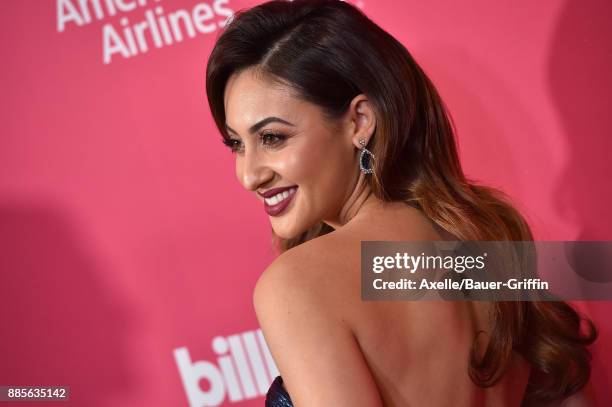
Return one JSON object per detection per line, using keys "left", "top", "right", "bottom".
{"left": 305, "top": 203, "right": 531, "bottom": 406}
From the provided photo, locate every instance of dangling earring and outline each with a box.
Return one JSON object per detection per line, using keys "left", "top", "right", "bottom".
{"left": 359, "top": 139, "right": 375, "bottom": 174}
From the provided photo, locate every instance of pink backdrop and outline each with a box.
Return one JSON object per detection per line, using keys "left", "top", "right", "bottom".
{"left": 1, "top": 0, "right": 610, "bottom": 405}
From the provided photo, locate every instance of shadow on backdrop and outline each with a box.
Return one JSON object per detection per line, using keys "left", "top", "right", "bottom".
{"left": 549, "top": 0, "right": 612, "bottom": 402}
{"left": 0, "top": 202, "right": 137, "bottom": 405}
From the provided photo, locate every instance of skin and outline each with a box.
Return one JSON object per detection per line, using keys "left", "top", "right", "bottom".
{"left": 223, "top": 67, "right": 378, "bottom": 239}
{"left": 223, "top": 67, "right": 594, "bottom": 406}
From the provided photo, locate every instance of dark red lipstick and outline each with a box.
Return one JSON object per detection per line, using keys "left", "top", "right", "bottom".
{"left": 260, "top": 186, "right": 298, "bottom": 216}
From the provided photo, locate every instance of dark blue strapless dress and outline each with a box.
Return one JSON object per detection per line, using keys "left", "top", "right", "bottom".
{"left": 265, "top": 375, "right": 294, "bottom": 407}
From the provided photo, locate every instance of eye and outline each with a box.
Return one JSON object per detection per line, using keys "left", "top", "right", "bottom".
{"left": 222, "top": 138, "right": 244, "bottom": 154}
{"left": 260, "top": 132, "right": 286, "bottom": 148}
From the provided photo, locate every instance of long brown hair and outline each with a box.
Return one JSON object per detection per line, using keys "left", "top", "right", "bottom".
{"left": 205, "top": 0, "right": 597, "bottom": 404}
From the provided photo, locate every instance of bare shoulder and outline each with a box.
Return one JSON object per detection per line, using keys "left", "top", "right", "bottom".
{"left": 253, "top": 230, "right": 355, "bottom": 314}
{"left": 252, "top": 232, "right": 383, "bottom": 406}
{"left": 250, "top": 210, "right": 446, "bottom": 405}
{"left": 253, "top": 205, "right": 445, "bottom": 315}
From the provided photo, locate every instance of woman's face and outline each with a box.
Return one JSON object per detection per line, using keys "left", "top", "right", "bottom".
{"left": 223, "top": 68, "right": 362, "bottom": 239}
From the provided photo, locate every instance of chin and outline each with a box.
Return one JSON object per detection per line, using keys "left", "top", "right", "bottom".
{"left": 271, "top": 218, "right": 312, "bottom": 241}
{"left": 271, "top": 225, "right": 303, "bottom": 240}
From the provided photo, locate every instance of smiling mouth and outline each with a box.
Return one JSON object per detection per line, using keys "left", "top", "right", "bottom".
{"left": 263, "top": 187, "right": 298, "bottom": 216}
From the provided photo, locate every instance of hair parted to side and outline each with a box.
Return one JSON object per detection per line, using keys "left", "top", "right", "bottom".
{"left": 205, "top": 0, "right": 597, "bottom": 404}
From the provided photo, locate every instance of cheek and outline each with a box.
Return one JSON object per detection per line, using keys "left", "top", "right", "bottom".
{"left": 281, "top": 139, "right": 353, "bottom": 199}
{"left": 234, "top": 158, "right": 243, "bottom": 184}
{"left": 277, "top": 151, "right": 315, "bottom": 181}
{"left": 273, "top": 142, "right": 332, "bottom": 189}
{"left": 235, "top": 159, "right": 240, "bottom": 179}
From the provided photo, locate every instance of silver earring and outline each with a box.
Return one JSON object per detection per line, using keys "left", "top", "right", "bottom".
{"left": 358, "top": 139, "right": 375, "bottom": 174}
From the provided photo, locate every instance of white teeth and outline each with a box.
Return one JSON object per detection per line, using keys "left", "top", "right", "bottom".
{"left": 264, "top": 187, "right": 297, "bottom": 206}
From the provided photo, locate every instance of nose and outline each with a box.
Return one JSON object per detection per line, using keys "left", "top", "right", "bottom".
{"left": 237, "top": 147, "right": 273, "bottom": 192}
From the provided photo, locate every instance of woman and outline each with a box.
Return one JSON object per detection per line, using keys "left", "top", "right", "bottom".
{"left": 205, "top": 0, "right": 598, "bottom": 405}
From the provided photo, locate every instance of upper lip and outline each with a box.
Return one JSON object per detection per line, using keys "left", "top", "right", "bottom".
{"left": 258, "top": 186, "right": 297, "bottom": 198}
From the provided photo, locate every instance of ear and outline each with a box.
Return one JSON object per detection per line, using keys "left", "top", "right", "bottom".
{"left": 346, "top": 94, "right": 377, "bottom": 149}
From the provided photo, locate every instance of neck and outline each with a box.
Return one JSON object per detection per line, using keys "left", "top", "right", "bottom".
{"left": 323, "top": 172, "right": 383, "bottom": 229}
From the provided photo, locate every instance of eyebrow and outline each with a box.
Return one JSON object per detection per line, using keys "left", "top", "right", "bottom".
{"left": 225, "top": 116, "right": 295, "bottom": 136}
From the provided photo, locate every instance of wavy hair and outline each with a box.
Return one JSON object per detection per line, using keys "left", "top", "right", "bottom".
{"left": 205, "top": 0, "right": 597, "bottom": 404}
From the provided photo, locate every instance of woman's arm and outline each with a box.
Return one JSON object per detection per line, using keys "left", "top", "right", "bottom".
{"left": 253, "top": 253, "right": 384, "bottom": 407}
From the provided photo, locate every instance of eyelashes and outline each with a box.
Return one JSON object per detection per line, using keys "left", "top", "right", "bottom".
{"left": 222, "top": 131, "right": 287, "bottom": 154}
{"left": 221, "top": 138, "right": 242, "bottom": 153}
